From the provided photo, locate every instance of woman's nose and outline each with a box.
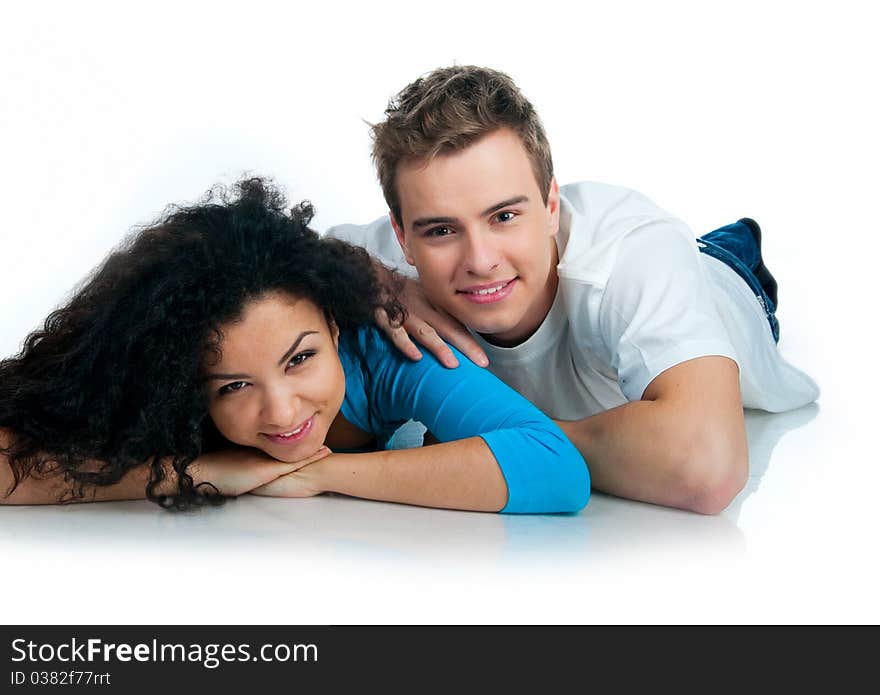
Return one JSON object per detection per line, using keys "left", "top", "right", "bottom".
{"left": 261, "top": 387, "right": 300, "bottom": 428}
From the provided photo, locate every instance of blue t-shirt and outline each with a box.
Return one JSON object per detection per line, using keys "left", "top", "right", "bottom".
{"left": 337, "top": 327, "right": 590, "bottom": 514}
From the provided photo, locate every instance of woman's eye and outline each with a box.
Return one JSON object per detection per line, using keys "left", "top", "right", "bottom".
{"left": 288, "top": 351, "right": 315, "bottom": 368}
{"left": 218, "top": 381, "right": 248, "bottom": 396}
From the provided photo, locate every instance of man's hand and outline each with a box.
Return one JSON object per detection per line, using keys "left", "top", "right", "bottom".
{"left": 188, "top": 446, "right": 331, "bottom": 497}
{"left": 375, "top": 273, "right": 489, "bottom": 369}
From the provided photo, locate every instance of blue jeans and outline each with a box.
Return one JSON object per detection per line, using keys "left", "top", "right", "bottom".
{"left": 697, "top": 220, "right": 780, "bottom": 343}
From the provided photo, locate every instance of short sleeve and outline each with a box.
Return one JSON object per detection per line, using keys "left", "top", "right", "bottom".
{"left": 598, "top": 223, "right": 739, "bottom": 401}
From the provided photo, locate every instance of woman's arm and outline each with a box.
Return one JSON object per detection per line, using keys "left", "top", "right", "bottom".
{"left": 0, "top": 428, "right": 327, "bottom": 505}
{"left": 253, "top": 439, "right": 507, "bottom": 511}
{"left": 252, "top": 330, "right": 590, "bottom": 513}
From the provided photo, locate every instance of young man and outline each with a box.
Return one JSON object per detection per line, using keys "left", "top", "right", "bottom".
{"left": 327, "top": 66, "right": 819, "bottom": 514}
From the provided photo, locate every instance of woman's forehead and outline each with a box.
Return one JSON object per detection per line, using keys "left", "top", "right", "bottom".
{"left": 214, "top": 293, "right": 328, "bottom": 364}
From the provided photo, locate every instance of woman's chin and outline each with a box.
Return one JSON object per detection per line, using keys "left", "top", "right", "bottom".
{"left": 259, "top": 437, "right": 326, "bottom": 463}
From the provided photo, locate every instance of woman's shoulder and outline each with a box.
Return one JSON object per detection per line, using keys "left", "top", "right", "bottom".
{"left": 338, "top": 325, "right": 396, "bottom": 369}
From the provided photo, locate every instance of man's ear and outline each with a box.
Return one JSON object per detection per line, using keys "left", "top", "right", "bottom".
{"left": 389, "top": 212, "right": 416, "bottom": 266}
{"left": 546, "top": 177, "right": 561, "bottom": 238}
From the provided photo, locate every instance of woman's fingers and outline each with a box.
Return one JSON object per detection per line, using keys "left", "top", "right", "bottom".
{"left": 286, "top": 446, "right": 331, "bottom": 473}
{"left": 250, "top": 468, "right": 323, "bottom": 498}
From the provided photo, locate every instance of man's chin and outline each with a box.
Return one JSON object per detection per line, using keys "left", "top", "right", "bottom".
{"left": 468, "top": 315, "right": 534, "bottom": 347}
{"left": 440, "top": 297, "right": 531, "bottom": 346}
{"left": 472, "top": 324, "right": 523, "bottom": 346}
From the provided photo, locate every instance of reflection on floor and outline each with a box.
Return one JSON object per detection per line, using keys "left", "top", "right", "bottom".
{"left": 0, "top": 404, "right": 819, "bottom": 566}
{"left": 4, "top": 400, "right": 875, "bottom": 623}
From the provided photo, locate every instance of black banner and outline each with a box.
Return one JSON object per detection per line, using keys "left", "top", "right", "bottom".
{"left": 1, "top": 625, "right": 874, "bottom": 691}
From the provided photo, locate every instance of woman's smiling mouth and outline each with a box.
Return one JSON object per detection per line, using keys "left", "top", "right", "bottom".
{"left": 261, "top": 415, "right": 315, "bottom": 445}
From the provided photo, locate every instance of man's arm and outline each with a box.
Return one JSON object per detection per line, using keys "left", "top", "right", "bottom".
{"left": 556, "top": 356, "right": 748, "bottom": 515}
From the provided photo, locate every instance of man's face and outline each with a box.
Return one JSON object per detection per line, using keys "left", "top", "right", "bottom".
{"left": 391, "top": 128, "right": 560, "bottom": 347}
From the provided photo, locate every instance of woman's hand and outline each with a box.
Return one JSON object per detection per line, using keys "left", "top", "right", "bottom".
{"left": 249, "top": 453, "right": 331, "bottom": 498}
{"left": 187, "top": 446, "right": 331, "bottom": 497}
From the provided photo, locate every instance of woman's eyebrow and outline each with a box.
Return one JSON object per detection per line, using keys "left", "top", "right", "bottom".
{"left": 204, "top": 330, "right": 321, "bottom": 380}
{"left": 205, "top": 371, "right": 250, "bottom": 381}
{"left": 277, "top": 330, "right": 319, "bottom": 366}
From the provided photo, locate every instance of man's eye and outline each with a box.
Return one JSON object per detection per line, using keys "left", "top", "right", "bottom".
{"left": 425, "top": 226, "right": 453, "bottom": 238}
{"left": 288, "top": 351, "right": 315, "bottom": 368}
{"left": 495, "top": 211, "right": 516, "bottom": 223}
{"left": 218, "top": 381, "right": 247, "bottom": 396}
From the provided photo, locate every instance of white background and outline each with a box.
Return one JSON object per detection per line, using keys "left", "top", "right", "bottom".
{"left": 1, "top": 0, "right": 877, "bottom": 623}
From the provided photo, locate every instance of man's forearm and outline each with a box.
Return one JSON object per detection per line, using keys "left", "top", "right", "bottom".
{"left": 556, "top": 399, "right": 743, "bottom": 513}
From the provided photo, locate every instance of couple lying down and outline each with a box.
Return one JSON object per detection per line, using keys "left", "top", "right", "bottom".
{"left": 0, "top": 178, "right": 590, "bottom": 513}
{"left": 2, "top": 64, "right": 819, "bottom": 515}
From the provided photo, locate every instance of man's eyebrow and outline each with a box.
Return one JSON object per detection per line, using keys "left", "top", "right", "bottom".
{"left": 411, "top": 196, "right": 530, "bottom": 229}
{"left": 412, "top": 215, "right": 460, "bottom": 229}
{"left": 203, "top": 330, "right": 320, "bottom": 381}
{"left": 277, "top": 330, "right": 319, "bottom": 366}
{"left": 481, "top": 195, "right": 529, "bottom": 217}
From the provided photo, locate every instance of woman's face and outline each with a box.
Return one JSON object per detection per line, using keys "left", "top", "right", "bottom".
{"left": 203, "top": 292, "right": 346, "bottom": 462}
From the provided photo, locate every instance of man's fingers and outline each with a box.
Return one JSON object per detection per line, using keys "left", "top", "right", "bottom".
{"left": 411, "top": 309, "right": 489, "bottom": 368}
{"left": 375, "top": 282, "right": 489, "bottom": 367}
{"left": 390, "top": 325, "right": 424, "bottom": 362}
{"left": 407, "top": 319, "right": 459, "bottom": 368}
{"left": 375, "top": 308, "right": 423, "bottom": 362}
{"left": 433, "top": 322, "right": 489, "bottom": 368}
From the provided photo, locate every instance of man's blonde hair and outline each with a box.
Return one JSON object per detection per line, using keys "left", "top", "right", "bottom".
{"left": 371, "top": 65, "right": 554, "bottom": 225}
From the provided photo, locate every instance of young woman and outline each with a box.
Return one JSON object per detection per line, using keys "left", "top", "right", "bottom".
{"left": 0, "top": 178, "right": 589, "bottom": 513}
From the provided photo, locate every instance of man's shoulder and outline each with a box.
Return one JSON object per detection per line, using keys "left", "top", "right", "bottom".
{"left": 559, "top": 180, "right": 666, "bottom": 218}
{"left": 557, "top": 180, "right": 690, "bottom": 285}
{"left": 323, "top": 214, "right": 392, "bottom": 240}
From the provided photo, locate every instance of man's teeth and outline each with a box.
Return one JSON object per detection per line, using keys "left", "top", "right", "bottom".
{"left": 470, "top": 283, "right": 507, "bottom": 295}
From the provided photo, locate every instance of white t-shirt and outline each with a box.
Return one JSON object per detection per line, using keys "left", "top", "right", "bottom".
{"left": 325, "top": 181, "right": 819, "bottom": 419}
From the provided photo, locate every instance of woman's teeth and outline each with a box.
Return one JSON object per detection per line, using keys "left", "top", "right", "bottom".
{"left": 276, "top": 423, "right": 306, "bottom": 438}
{"left": 473, "top": 284, "right": 505, "bottom": 295}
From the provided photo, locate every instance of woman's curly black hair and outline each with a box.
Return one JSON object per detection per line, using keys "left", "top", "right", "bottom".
{"left": 0, "top": 177, "right": 404, "bottom": 509}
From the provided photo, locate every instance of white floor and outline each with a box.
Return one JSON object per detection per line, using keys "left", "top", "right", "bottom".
{"left": 2, "top": 333, "right": 876, "bottom": 623}
{"left": 1, "top": 1, "right": 878, "bottom": 625}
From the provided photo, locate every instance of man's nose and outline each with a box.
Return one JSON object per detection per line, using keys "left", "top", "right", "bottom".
{"left": 463, "top": 230, "right": 501, "bottom": 276}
